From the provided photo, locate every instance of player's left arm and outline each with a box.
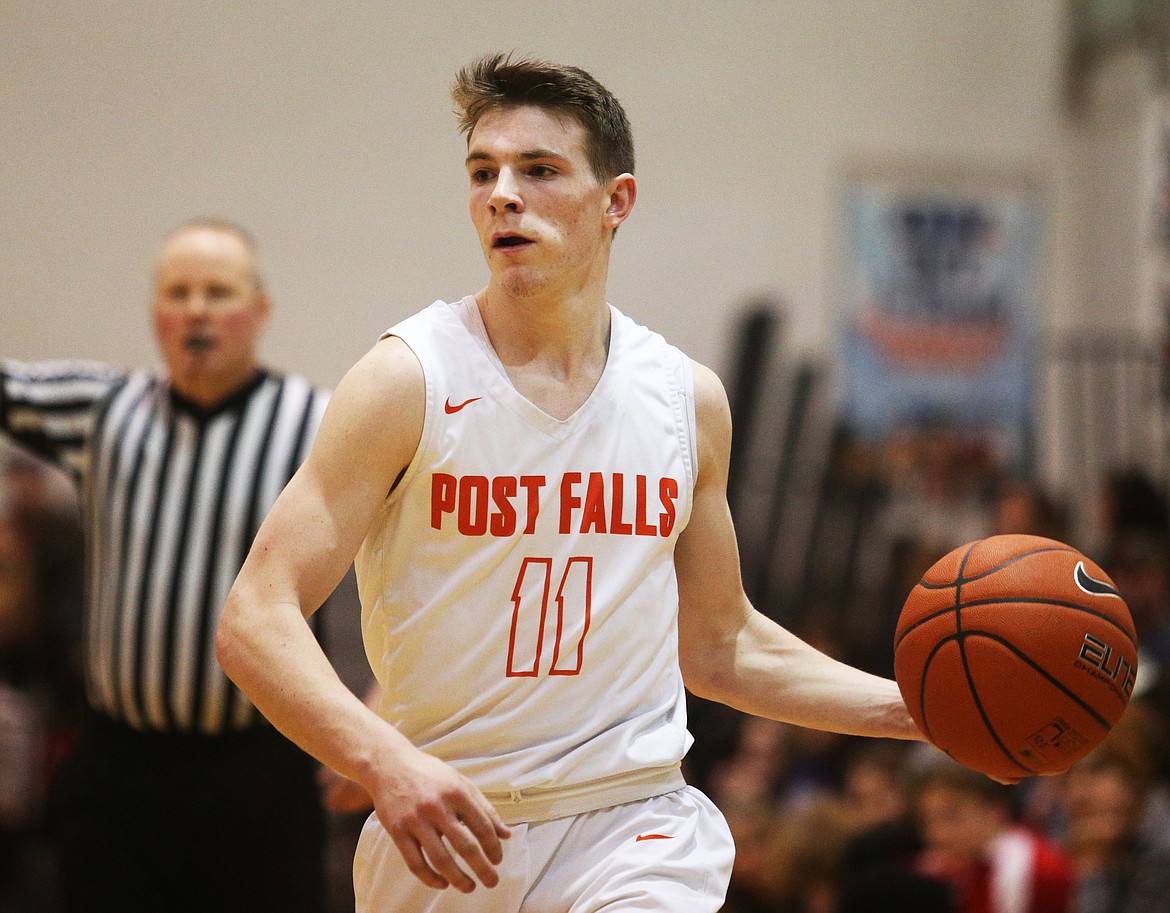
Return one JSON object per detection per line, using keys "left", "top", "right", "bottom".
{"left": 675, "top": 359, "right": 921, "bottom": 740}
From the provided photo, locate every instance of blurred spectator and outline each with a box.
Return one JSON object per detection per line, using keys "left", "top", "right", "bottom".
{"left": 1132, "top": 664, "right": 1170, "bottom": 783}
{"left": 710, "top": 714, "right": 853, "bottom": 911}
{"left": 1059, "top": 716, "right": 1170, "bottom": 913}
{"left": 721, "top": 793, "right": 858, "bottom": 913}
{"left": 990, "top": 478, "right": 1072, "bottom": 543}
{"left": 1102, "top": 531, "right": 1170, "bottom": 670}
{"left": 879, "top": 419, "right": 998, "bottom": 559}
{"left": 1094, "top": 469, "right": 1169, "bottom": 542}
{"left": 708, "top": 712, "right": 852, "bottom": 820}
{"left": 835, "top": 740, "right": 955, "bottom": 913}
{"left": 0, "top": 448, "right": 85, "bottom": 913}
{"left": 777, "top": 723, "right": 853, "bottom": 812}
{"left": 710, "top": 716, "right": 791, "bottom": 810}
{"left": 768, "top": 796, "right": 857, "bottom": 913}
{"left": 719, "top": 797, "right": 784, "bottom": 913}
{"left": 914, "top": 751, "right": 1074, "bottom": 913}
{"left": 841, "top": 740, "right": 915, "bottom": 833}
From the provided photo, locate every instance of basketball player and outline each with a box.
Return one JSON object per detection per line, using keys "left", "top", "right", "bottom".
{"left": 217, "top": 54, "right": 922, "bottom": 911}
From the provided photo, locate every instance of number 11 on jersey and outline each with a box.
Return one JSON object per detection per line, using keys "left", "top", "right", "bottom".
{"left": 506, "top": 556, "right": 593, "bottom": 677}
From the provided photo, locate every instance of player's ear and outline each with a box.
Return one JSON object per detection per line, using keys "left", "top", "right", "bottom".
{"left": 603, "top": 174, "right": 636, "bottom": 229}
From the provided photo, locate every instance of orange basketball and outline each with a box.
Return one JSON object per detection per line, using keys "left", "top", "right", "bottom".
{"left": 894, "top": 534, "right": 1137, "bottom": 780}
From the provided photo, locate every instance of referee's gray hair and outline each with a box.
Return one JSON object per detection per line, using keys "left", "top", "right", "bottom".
{"left": 162, "top": 217, "right": 267, "bottom": 291}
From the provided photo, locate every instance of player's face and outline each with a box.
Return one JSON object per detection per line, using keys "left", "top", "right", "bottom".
{"left": 466, "top": 105, "right": 630, "bottom": 301}
{"left": 151, "top": 227, "right": 270, "bottom": 406}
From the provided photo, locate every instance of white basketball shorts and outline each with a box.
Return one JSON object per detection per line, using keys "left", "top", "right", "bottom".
{"left": 353, "top": 786, "right": 734, "bottom": 913}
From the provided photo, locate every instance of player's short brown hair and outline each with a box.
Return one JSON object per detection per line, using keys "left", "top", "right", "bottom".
{"left": 452, "top": 53, "right": 635, "bottom": 184}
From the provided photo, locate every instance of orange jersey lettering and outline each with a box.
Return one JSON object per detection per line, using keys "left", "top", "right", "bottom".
{"left": 431, "top": 472, "right": 546, "bottom": 536}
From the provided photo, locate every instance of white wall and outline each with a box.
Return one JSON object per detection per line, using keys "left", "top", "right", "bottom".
{"left": 1069, "top": 50, "right": 1162, "bottom": 334}
{"left": 0, "top": 1, "right": 1119, "bottom": 389}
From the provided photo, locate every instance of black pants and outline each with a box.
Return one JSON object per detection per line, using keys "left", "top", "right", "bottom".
{"left": 53, "top": 718, "right": 327, "bottom": 913}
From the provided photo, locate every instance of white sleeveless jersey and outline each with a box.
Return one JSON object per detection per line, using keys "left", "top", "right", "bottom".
{"left": 355, "top": 296, "right": 698, "bottom": 794}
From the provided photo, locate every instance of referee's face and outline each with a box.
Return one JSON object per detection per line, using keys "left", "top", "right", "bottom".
{"left": 152, "top": 227, "right": 271, "bottom": 407}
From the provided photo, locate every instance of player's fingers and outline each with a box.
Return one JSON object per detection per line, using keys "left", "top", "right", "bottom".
{"left": 486, "top": 803, "right": 512, "bottom": 840}
{"left": 388, "top": 830, "right": 449, "bottom": 891}
{"left": 442, "top": 818, "right": 502, "bottom": 889}
{"left": 458, "top": 802, "right": 509, "bottom": 865}
{"left": 416, "top": 826, "right": 478, "bottom": 893}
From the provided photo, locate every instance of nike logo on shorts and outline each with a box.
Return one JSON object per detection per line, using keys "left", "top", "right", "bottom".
{"left": 634, "top": 833, "right": 675, "bottom": 842}
{"left": 444, "top": 396, "right": 482, "bottom": 414}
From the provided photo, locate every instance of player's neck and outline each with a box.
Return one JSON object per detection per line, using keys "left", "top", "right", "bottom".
{"left": 475, "top": 285, "right": 609, "bottom": 370}
{"left": 474, "top": 288, "right": 611, "bottom": 420}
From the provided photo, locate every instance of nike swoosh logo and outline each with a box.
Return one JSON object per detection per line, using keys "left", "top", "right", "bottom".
{"left": 444, "top": 396, "right": 482, "bottom": 414}
{"left": 634, "top": 833, "right": 675, "bottom": 842}
{"left": 1074, "top": 561, "right": 1122, "bottom": 598}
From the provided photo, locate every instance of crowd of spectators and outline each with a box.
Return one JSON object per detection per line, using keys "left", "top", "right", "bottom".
{"left": 0, "top": 447, "right": 85, "bottom": 912}
{"left": 3, "top": 412, "right": 1170, "bottom": 913}
{"left": 699, "top": 423, "right": 1170, "bottom": 913}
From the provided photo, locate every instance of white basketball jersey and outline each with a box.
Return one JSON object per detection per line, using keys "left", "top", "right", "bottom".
{"left": 355, "top": 296, "right": 697, "bottom": 794}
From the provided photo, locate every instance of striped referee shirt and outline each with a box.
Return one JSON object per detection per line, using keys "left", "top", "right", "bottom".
{"left": 0, "top": 360, "right": 330, "bottom": 735}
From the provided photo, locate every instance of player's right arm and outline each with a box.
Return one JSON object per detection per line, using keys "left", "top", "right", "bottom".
{"left": 216, "top": 336, "right": 510, "bottom": 894}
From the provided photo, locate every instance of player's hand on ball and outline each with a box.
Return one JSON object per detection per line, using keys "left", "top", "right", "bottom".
{"left": 372, "top": 743, "right": 511, "bottom": 893}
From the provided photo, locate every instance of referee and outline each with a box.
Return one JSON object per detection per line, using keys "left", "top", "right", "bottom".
{"left": 1, "top": 219, "right": 337, "bottom": 913}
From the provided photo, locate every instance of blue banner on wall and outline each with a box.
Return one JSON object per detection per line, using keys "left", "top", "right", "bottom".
{"left": 838, "top": 170, "right": 1043, "bottom": 467}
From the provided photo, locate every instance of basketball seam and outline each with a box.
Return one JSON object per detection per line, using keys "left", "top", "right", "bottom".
{"left": 917, "top": 626, "right": 1041, "bottom": 775}
{"left": 920, "top": 629, "right": 1113, "bottom": 774}
{"left": 953, "top": 630, "right": 1113, "bottom": 730}
{"left": 955, "top": 632, "right": 1039, "bottom": 776}
{"left": 915, "top": 546, "right": 1077, "bottom": 590}
{"left": 919, "top": 630, "right": 1032, "bottom": 776}
{"left": 894, "top": 597, "right": 1137, "bottom": 650}
{"left": 950, "top": 545, "right": 1028, "bottom": 773}
{"left": 953, "top": 543, "right": 1037, "bottom": 775}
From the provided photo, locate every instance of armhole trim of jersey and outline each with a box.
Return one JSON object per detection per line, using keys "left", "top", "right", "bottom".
{"left": 679, "top": 357, "right": 698, "bottom": 495}
{"left": 658, "top": 339, "right": 698, "bottom": 514}
{"left": 380, "top": 330, "right": 433, "bottom": 506}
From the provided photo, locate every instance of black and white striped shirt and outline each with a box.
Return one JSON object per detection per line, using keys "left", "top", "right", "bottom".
{"left": 1, "top": 360, "right": 330, "bottom": 734}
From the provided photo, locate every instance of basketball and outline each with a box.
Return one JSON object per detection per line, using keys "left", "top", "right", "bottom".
{"left": 894, "top": 534, "right": 1137, "bottom": 780}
